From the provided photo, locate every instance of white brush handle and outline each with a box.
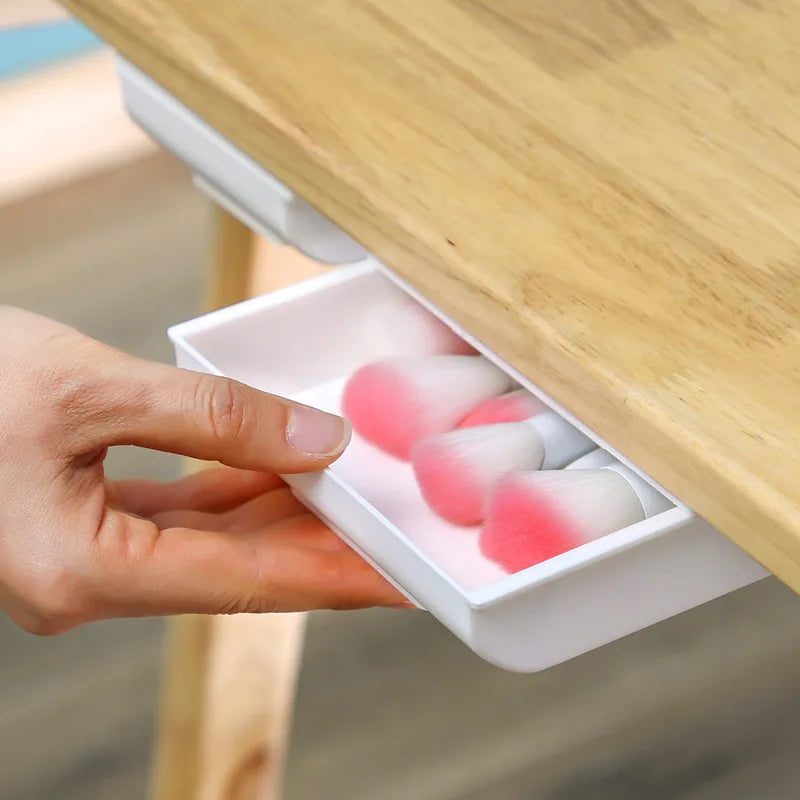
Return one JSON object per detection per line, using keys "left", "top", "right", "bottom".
{"left": 527, "top": 411, "right": 595, "bottom": 469}
{"left": 603, "top": 462, "right": 673, "bottom": 518}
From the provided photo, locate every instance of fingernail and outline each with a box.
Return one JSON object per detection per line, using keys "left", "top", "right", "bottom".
{"left": 286, "top": 404, "right": 351, "bottom": 458}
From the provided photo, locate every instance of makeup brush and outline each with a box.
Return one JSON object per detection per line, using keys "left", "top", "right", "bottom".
{"left": 410, "top": 412, "right": 594, "bottom": 526}
{"left": 457, "top": 389, "right": 548, "bottom": 428}
{"left": 479, "top": 461, "right": 672, "bottom": 573}
{"left": 366, "top": 297, "right": 476, "bottom": 357}
{"left": 342, "top": 355, "right": 513, "bottom": 459}
{"left": 563, "top": 448, "right": 614, "bottom": 469}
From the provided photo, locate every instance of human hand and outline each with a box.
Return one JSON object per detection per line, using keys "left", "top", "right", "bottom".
{"left": 0, "top": 307, "right": 407, "bottom": 634}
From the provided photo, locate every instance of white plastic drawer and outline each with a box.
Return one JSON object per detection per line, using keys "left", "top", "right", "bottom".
{"left": 168, "top": 260, "right": 767, "bottom": 672}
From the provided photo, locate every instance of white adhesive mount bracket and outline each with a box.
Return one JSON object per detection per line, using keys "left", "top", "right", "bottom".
{"left": 116, "top": 57, "right": 368, "bottom": 266}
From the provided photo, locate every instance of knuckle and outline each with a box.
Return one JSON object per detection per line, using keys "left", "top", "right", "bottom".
{"left": 22, "top": 563, "right": 90, "bottom": 635}
{"left": 0, "top": 313, "right": 128, "bottom": 456}
{"left": 36, "top": 354, "right": 141, "bottom": 455}
{"left": 311, "top": 554, "right": 360, "bottom": 610}
{"left": 194, "top": 377, "right": 251, "bottom": 444}
{"left": 18, "top": 613, "right": 64, "bottom": 637}
{"left": 31, "top": 356, "right": 114, "bottom": 448}
{"left": 43, "top": 380, "right": 103, "bottom": 456}
{"left": 325, "top": 556, "right": 391, "bottom": 610}
{"left": 225, "top": 556, "right": 280, "bottom": 615}
{"left": 50, "top": 361, "right": 106, "bottom": 419}
{"left": 219, "top": 592, "right": 276, "bottom": 616}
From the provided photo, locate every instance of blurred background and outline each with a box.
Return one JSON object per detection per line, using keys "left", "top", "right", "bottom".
{"left": 4, "top": 4, "right": 800, "bottom": 799}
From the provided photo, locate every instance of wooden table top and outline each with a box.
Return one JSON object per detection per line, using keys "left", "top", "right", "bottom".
{"left": 61, "top": 0, "right": 800, "bottom": 590}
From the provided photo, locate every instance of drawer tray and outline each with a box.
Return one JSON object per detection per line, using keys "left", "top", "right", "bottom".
{"left": 168, "top": 260, "right": 766, "bottom": 671}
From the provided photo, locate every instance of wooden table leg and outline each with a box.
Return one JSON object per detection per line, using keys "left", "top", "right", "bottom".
{"left": 149, "top": 614, "right": 212, "bottom": 800}
{"left": 149, "top": 207, "right": 320, "bottom": 800}
{"left": 197, "top": 613, "right": 307, "bottom": 800}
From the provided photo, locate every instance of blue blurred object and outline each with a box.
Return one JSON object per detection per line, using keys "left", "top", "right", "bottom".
{"left": 0, "top": 20, "right": 101, "bottom": 80}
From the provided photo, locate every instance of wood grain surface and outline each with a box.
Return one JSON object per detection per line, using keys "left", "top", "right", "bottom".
{"left": 58, "top": 0, "right": 800, "bottom": 590}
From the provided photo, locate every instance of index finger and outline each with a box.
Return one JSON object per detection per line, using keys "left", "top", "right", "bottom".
{"left": 111, "top": 468, "right": 285, "bottom": 517}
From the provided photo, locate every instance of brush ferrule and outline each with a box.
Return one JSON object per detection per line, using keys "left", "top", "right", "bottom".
{"left": 564, "top": 448, "right": 614, "bottom": 470}
{"left": 526, "top": 411, "right": 595, "bottom": 469}
{"left": 602, "top": 462, "right": 673, "bottom": 518}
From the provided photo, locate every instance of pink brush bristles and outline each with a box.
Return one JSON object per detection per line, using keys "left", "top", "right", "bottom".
{"left": 411, "top": 413, "right": 593, "bottom": 526}
{"left": 342, "top": 355, "right": 512, "bottom": 459}
{"left": 479, "top": 465, "right": 668, "bottom": 573}
{"left": 480, "top": 476, "right": 582, "bottom": 571}
{"left": 411, "top": 421, "right": 546, "bottom": 526}
{"left": 458, "top": 389, "right": 547, "bottom": 428}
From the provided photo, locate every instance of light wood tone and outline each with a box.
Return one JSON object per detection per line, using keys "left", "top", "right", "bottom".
{"left": 149, "top": 615, "right": 211, "bottom": 800}
{"left": 198, "top": 613, "right": 306, "bottom": 800}
{"left": 0, "top": 50, "right": 156, "bottom": 207}
{"left": 58, "top": 0, "right": 800, "bottom": 590}
{"left": 249, "top": 240, "right": 331, "bottom": 295}
{"left": 151, "top": 213, "right": 311, "bottom": 800}
{"left": 203, "top": 209, "right": 255, "bottom": 310}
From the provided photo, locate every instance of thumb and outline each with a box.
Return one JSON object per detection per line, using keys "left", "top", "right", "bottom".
{"left": 73, "top": 355, "right": 351, "bottom": 473}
